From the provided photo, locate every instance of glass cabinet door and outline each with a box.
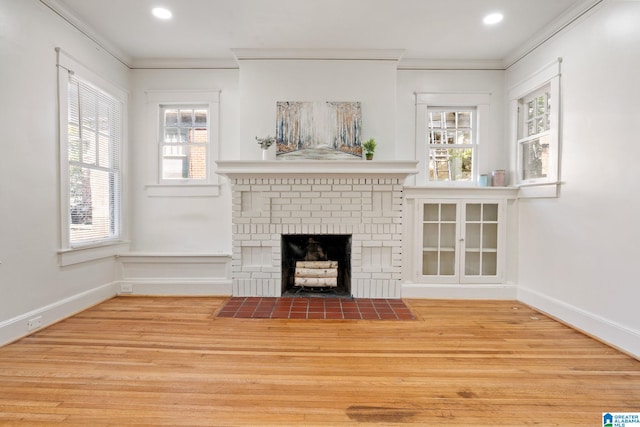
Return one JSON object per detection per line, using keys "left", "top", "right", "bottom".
{"left": 417, "top": 199, "right": 502, "bottom": 284}
{"left": 421, "top": 202, "right": 459, "bottom": 281}
{"left": 462, "top": 202, "right": 499, "bottom": 282}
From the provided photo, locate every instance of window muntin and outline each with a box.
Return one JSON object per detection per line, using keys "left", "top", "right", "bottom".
{"left": 67, "top": 74, "right": 122, "bottom": 246}
{"left": 427, "top": 109, "right": 476, "bottom": 183}
{"left": 159, "top": 105, "right": 209, "bottom": 180}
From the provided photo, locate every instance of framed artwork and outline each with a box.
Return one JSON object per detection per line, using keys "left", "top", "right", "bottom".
{"left": 276, "top": 101, "right": 362, "bottom": 160}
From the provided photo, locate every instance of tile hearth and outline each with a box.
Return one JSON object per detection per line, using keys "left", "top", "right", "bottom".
{"left": 216, "top": 297, "right": 416, "bottom": 320}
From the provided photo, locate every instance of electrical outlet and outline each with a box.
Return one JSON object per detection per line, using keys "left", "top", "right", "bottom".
{"left": 120, "top": 283, "right": 133, "bottom": 294}
{"left": 27, "top": 316, "right": 42, "bottom": 331}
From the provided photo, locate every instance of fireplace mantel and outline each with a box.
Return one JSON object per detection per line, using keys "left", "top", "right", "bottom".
{"left": 215, "top": 160, "right": 419, "bottom": 180}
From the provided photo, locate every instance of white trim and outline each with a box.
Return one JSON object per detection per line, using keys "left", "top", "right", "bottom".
{"left": 518, "top": 286, "right": 640, "bottom": 359}
{"left": 0, "top": 282, "right": 117, "bottom": 347}
{"left": 58, "top": 241, "right": 130, "bottom": 266}
{"left": 508, "top": 58, "right": 561, "bottom": 101}
{"left": 215, "top": 160, "right": 418, "bottom": 180}
{"left": 231, "top": 48, "right": 405, "bottom": 61}
{"left": 517, "top": 182, "right": 560, "bottom": 198}
{"left": 399, "top": 58, "right": 504, "bottom": 70}
{"left": 402, "top": 283, "right": 517, "bottom": 299}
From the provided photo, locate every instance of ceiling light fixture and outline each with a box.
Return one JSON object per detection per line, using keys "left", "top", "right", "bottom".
{"left": 483, "top": 12, "right": 503, "bottom": 25}
{"left": 152, "top": 7, "right": 172, "bottom": 20}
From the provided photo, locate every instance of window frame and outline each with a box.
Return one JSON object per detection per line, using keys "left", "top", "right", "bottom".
{"left": 509, "top": 59, "right": 561, "bottom": 194}
{"left": 145, "top": 90, "right": 220, "bottom": 197}
{"left": 56, "top": 48, "right": 129, "bottom": 264}
{"left": 415, "top": 93, "right": 491, "bottom": 186}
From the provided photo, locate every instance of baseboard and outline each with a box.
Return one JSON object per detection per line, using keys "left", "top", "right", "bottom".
{"left": 117, "top": 280, "right": 232, "bottom": 296}
{"left": 0, "top": 282, "right": 118, "bottom": 347}
{"left": 518, "top": 286, "right": 640, "bottom": 359}
{"left": 401, "top": 283, "right": 518, "bottom": 299}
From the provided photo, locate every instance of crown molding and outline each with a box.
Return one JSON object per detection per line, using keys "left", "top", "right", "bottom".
{"left": 231, "top": 48, "right": 406, "bottom": 61}
{"left": 504, "top": 0, "right": 605, "bottom": 69}
{"left": 40, "top": 0, "right": 133, "bottom": 68}
{"left": 130, "top": 58, "right": 239, "bottom": 70}
{"left": 398, "top": 58, "right": 505, "bottom": 71}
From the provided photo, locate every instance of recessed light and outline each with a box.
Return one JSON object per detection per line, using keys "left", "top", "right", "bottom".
{"left": 483, "top": 12, "right": 503, "bottom": 25}
{"left": 152, "top": 7, "right": 172, "bottom": 20}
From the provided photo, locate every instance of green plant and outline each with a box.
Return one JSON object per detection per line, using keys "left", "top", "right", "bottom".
{"left": 362, "top": 138, "right": 377, "bottom": 155}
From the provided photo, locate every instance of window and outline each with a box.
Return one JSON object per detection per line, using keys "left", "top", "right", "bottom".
{"left": 518, "top": 86, "right": 552, "bottom": 181}
{"left": 509, "top": 59, "right": 561, "bottom": 192}
{"left": 415, "top": 93, "right": 490, "bottom": 186}
{"left": 66, "top": 74, "right": 122, "bottom": 245}
{"left": 159, "top": 105, "right": 209, "bottom": 180}
{"left": 427, "top": 108, "right": 476, "bottom": 183}
{"left": 57, "top": 48, "right": 127, "bottom": 254}
{"left": 145, "top": 91, "right": 220, "bottom": 197}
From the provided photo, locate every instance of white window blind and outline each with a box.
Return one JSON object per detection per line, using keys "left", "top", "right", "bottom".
{"left": 67, "top": 73, "right": 122, "bottom": 245}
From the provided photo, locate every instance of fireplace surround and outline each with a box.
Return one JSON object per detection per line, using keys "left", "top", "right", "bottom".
{"left": 216, "top": 160, "right": 418, "bottom": 298}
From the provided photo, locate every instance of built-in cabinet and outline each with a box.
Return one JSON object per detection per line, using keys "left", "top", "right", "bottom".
{"left": 418, "top": 200, "right": 502, "bottom": 283}
{"left": 403, "top": 187, "right": 518, "bottom": 290}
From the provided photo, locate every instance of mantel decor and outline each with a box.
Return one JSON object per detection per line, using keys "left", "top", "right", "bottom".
{"left": 256, "top": 136, "right": 275, "bottom": 160}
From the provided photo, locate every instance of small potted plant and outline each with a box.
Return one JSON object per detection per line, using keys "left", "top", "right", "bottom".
{"left": 256, "top": 136, "right": 276, "bottom": 160}
{"left": 363, "top": 138, "right": 376, "bottom": 160}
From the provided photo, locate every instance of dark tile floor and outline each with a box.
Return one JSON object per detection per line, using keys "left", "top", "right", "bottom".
{"left": 216, "top": 297, "right": 416, "bottom": 320}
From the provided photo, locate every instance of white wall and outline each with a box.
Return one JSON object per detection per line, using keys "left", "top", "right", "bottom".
{"left": 507, "top": 0, "right": 640, "bottom": 356}
{"left": 237, "top": 59, "right": 398, "bottom": 160}
{"left": 0, "top": 0, "right": 129, "bottom": 342}
{"left": 129, "top": 69, "right": 238, "bottom": 253}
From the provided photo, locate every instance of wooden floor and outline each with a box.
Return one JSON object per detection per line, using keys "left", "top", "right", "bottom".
{"left": 0, "top": 297, "right": 638, "bottom": 426}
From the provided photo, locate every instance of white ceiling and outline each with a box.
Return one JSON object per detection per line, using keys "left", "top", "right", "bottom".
{"left": 42, "top": 0, "right": 600, "bottom": 69}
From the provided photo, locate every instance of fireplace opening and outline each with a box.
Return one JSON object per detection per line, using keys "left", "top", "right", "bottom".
{"left": 281, "top": 234, "right": 351, "bottom": 297}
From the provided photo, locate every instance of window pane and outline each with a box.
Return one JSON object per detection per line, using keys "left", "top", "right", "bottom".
{"left": 445, "top": 131, "right": 455, "bottom": 144}
{"left": 521, "top": 135, "right": 550, "bottom": 180}
{"left": 429, "top": 147, "right": 473, "bottom": 182}
{"left": 445, "top": 112, "right": 456, "bottom": 128}
{"left": 194, "top": 109, "right": 207, "bottom": 126}
{"left": 180, "top": 109, "right": 193, "bottom": 126}
{"left": 164, "top": 109, "right": 178, "bottom": 126}
{"left": 458, "top": 112, "right": 471, "bottom": 127}
{"left": 429, "top": 112, "right": 442, "bottom": 129}
{"left": 189, "top": 145, "right": 207, "bottom": 179}
{"left": 82, "top": 130, "right": 96, "bottom": 165}
{"left": 457, "top": 130, "right": 472, "bottom": 145}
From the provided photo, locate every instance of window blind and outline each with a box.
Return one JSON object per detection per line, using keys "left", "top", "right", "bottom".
{"left": 67, "top": 73, "right": 122, "bottom": 245}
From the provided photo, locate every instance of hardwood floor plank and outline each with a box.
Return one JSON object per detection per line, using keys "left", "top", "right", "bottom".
{"left": 0, "top": 297, "right": 637, "bottom": 426}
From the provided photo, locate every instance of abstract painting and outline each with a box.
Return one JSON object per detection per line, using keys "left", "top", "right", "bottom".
{"left": 276, "top": 101, "right": 362, "bottom": 160}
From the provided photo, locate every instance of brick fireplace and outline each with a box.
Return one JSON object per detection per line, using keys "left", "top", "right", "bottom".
{"left": 216, "top": 160, "right": 417, "bottom": 299}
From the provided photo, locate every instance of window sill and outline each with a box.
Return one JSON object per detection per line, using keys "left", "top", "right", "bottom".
{"left": 144, "top": 184, "right": 221, "bottom": 198}
{"left": 404, "top": 186, "right": 519, "bottom": 199}
{"left": 58, "top": 241, "right": 130, "bottom": 267}
{"left": 516, "top": 181, "right": 560, "bottom": 198}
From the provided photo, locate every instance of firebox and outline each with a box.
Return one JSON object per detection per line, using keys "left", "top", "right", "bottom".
{"left": 281, "top": 234, "right": 352, "bottom": 296}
